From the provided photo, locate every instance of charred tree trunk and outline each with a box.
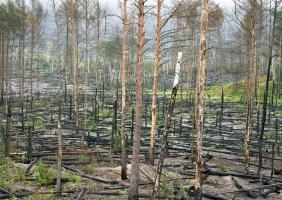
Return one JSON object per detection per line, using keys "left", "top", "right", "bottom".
{"left": 257, "top": 0, "right": 278, "bottom": 176}
{"left": 151, "top": 52, "right": 183, "bottom": 200}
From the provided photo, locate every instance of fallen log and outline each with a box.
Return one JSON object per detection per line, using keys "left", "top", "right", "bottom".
{"left": 232, "top": 177, "right": 259, "bottom": 198}
{"left": 25, "top": 158, "right": 38, "bottom": 175}
{"left": 63, "top": 164, "right": 118, "bottom": 184}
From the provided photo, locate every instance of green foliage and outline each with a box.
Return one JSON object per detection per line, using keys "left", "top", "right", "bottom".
{"left": 0, "top": 156, "right": 14, "bottom": 190}
{"left": 89, "top": 121, "right": 97, "bottom": 132}
{"left": 101, "top": 36, "right": 122, "bottom": 57}
{"left": 112, "top": 129, "right": 122, "bottom": 152}
{"left": 179, "top": 184, "right": 189, "bottom": 199}
{"left": 65, "top": 172, "right": 81, "bottom": 182}
{"left": 88, "top": 181, "right": 98, "bottom": 191}
{"left": 84, "top": 163, "right": 98, "bottom": 175}
{"left": 33, "top": 100, "right": 43, "bottom": 108}
{"left": 24, "top": 194, "right": 56, "bottom": 200}
{"left": 156, "top": 113, "right": 164, "bottom": 124}
{"left": 25, "top": 119, "right": 33, "bottom": 128}
{"left": 16, "top": 167, "right": 26, "bottom": 181}
{"left": 35, "top": 161, "right": 56, "bottom": 185}
{"left": 99, "top": 108, "right": 111, "bottom": 119}
{"left": 34, "top": 118, "right": 45, "bottom": 130}
{"left": 78, "top": 154, "right": 90, "bottom": 163}
{"left": 217, "top": 162, "right": 228, "bottom": 172}
{"left": 160, "top": 183, "right": 174, "bottom": 198}
{"left": 119, "top": 188, "right": 129, "bottom": 195}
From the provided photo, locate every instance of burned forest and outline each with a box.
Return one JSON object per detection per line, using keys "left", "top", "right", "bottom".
{"left": 1, "top": 0, "right": 282, "bottom": 199}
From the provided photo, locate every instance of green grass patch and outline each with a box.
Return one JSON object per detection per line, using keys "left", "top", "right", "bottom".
{"left": 99, "top": 108, "right": 112, "bottom": 119}
{"left": 35, "top": 161, "right": 56, "bottom": 185}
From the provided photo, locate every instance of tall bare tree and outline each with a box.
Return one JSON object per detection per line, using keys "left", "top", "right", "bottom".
{"left": 119, "top": 0, "right": 128, "bottom": 180}
{"left": 194, "top": 0, "right": 209, "bottom": 199}
{"left": 128, "top": 0, "right": 145, "bottom": 199}
{"left": 148, "top": 0, "right": 163, "bottom": 166}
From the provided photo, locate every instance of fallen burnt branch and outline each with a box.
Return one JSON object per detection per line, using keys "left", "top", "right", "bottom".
{"left": 63, "top": 164, "right": 118, "bottom": 184}
{"left": 0, "top": 187, "right": 12, "bottom": 195}
{"left": 232, "top": 177, "right": 260, "bottom": 198}
{"left": 74, "top": 187, "right": 88, "bottom": 200}
{"left": 25, "top": 158, "right": 38, "bottom": 175}
{"left": 188, "top": 186, "right": 228, "bottom": 200}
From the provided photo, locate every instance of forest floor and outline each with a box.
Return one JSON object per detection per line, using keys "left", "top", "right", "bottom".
{"left": 1, "top": 78, "right": 282, "bottom": 199}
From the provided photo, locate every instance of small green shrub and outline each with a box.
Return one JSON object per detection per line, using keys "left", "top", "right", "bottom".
{"left": 217, "top": 162, "right": 228, "bottom": 172}
{"left": 160, "top": 183, "right": 174, "bottom": 198}
{"left": 0, "top": 156, "right": 14, "bottom": 190}
{"left": 179, "top": 184, "right": 189, "bottom": 199}
{"left": 99, "top": 108, "right": 111, "bottom": 118}
{"left": 119, "top": 188, "right": 129, "bottom": 195}
{"left": 112, "top": 131, "right": 122, "bottom": 152}
{"left": 65, "top": 172, "right": 81, "bottom": 182}
{"left": 35, "top": 161, "right": 56, "bottom": 185}
{"left": 16, "top": 167, "right": 26, "bottom": 181}
{"left": 84, "top": 163, "right": 98, "bottom": 175}
{"left": 78, "top": 154, "right": 89, "bottom": 163}
{"left": 34, "top": 119, "right": 45, "bottom": 130}
{"left": 89, "top": 121, "right": 97, "bottom": 131}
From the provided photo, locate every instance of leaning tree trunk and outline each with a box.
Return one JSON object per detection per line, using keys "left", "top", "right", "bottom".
{"left": 194, "top": 0, "right": 209, "bottom": 199}
{"left": 151, "top": 52, "right": 183, "bottom": 200}
{"left": 148, "top": 0, "right": 163, "bottom": 166}
{"left": 121, "top": 0, "right": 128, "bottom": 180}
{"left": 128, "top": 0, "right": 145, "bottom": 199}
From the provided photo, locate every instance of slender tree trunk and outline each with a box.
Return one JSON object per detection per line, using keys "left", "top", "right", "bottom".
{"left": 148, "top": 0, "right": 163, "bottom": 166}
{"left": 56, "top": 101, "right": 62, "bottom": 195}
{"left": 257, "top": 0, "right": 278, "bottom": 176}
{"left": 194, "top": 1, "right": 209, "bottom": 199}
{"left": 4, "top": 32, "right": 13, "bottom": 157}
{"left": 128, "top": 0, "right": 145, "bottom": 199}
{"left": 244, "top": 1, "right": 256, "bottom": 173}
{"left": 121, "top": 0, "right": 128, "bottom": 180}
{"left": 19, "top": 28, "right": 25, "bottom": 105}
{"left": 95, "top": 2, "right": 101, "bottom": 100}
{"left": 83, "top": 0, "right": 89, "bottom": 149}
{"left": 0, "top": 32, "right": 4, "bottom": 104}
{"left": 64, "top": 17, "right": 69, "bottom": 102}
{"left": 29, "top": 26, "right": 35, "bottom": 108}
{"left": 70, "top": 2, "right": 79, "bottom": 134}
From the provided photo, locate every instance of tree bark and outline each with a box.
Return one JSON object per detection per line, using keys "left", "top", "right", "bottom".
{"left": 244, "top": 0, "right": 256, "bottom": 173}
{"left": 121, "top": 0, "right": 128, "bottom": 180}
{"left": 194, "top": 0, "right": 209, "bottom": 199}
{"left": 148, "top": 0, "right": 163, "bottom": 166}
{"left": 258, "top": 0, "right": 278, "bottom": 176}
{"left": 128, "top": 0, "right": 145, "bottom": 199}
